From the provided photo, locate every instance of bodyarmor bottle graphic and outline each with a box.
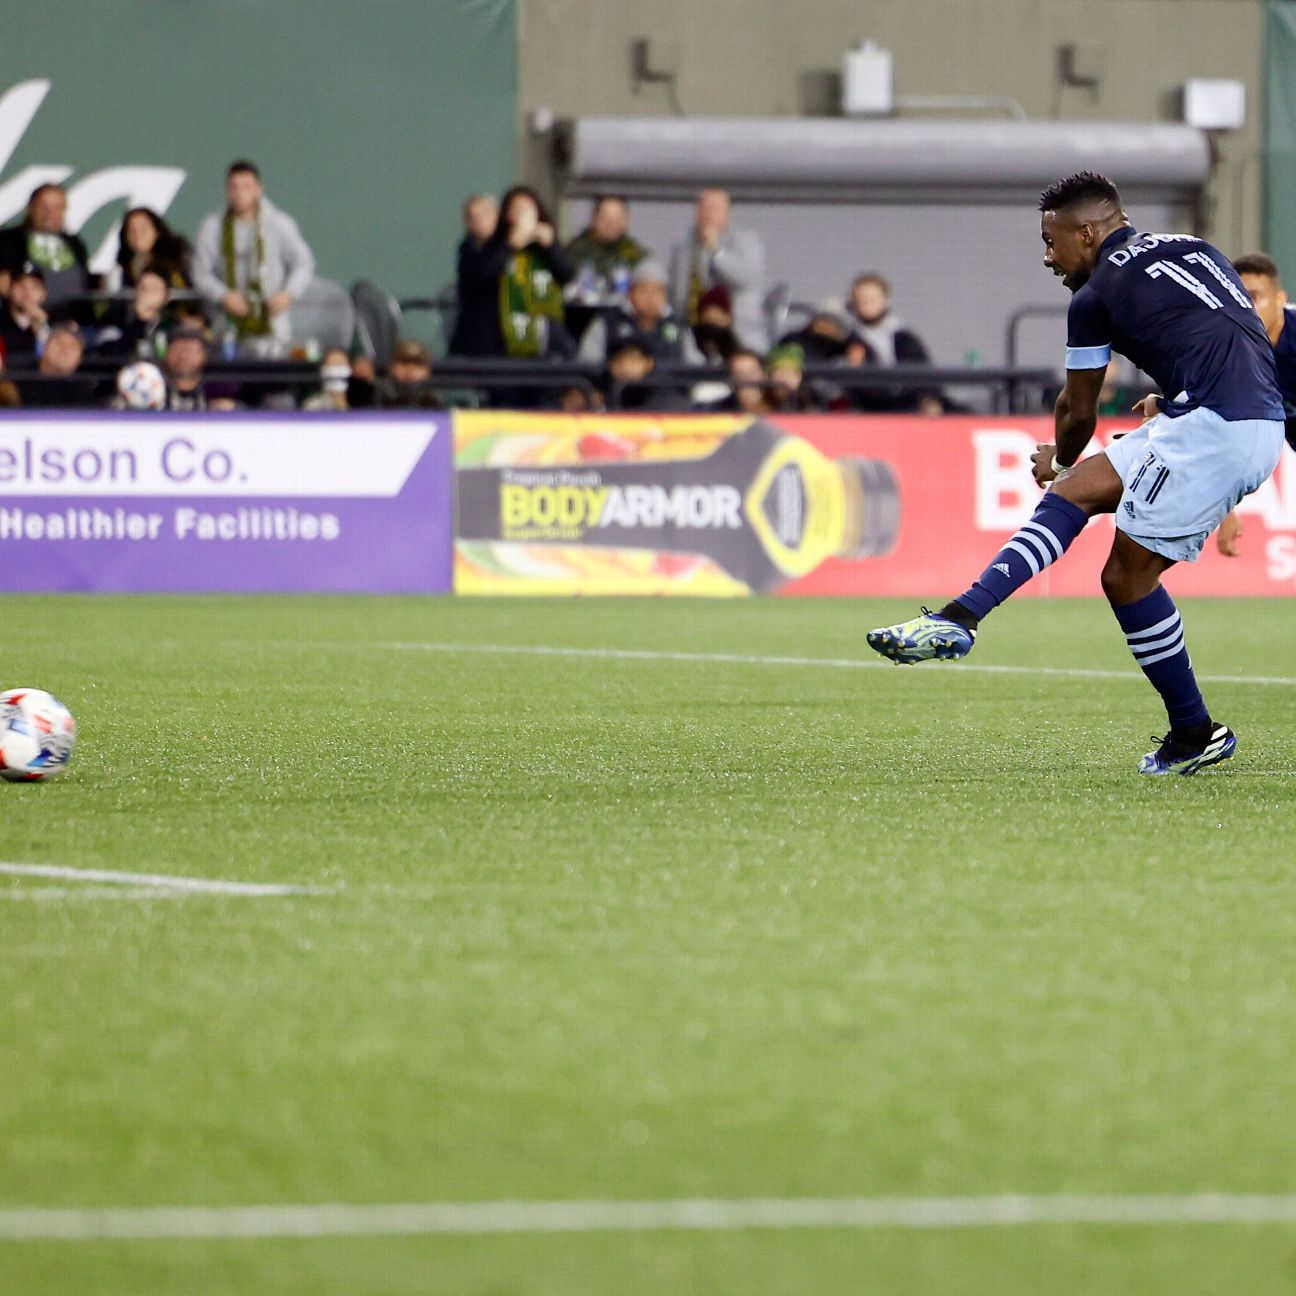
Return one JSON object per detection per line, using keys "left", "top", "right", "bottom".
{"left": 455, "top": 418, "right": 900, "bottom": 593}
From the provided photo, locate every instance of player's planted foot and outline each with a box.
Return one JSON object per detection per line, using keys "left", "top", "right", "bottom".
{"left": 1137, "top": 723, "right": 1237, "bottom": 776}
{"left": 866, "top": 608, "right": 976, "bottom": 665}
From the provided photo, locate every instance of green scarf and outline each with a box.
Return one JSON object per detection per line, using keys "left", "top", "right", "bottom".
{"left": 499, "top": 248, "right": 565, "bottom": 357}
{"left": 566, "top": 231, "right": 647, "bottom": 280}
{"left": 221, "top": 208, "right": 271, "bottom": 338}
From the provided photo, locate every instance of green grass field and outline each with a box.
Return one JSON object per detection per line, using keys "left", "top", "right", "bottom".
{"left": 2, "top": 594, "right": 1296, "bottom": 1295}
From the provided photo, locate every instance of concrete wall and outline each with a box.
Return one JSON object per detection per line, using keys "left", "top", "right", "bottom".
{"left": 518, "top": 0, "right": 1265, "bottom": 255}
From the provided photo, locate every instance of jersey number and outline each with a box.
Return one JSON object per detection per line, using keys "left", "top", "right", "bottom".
{"left": 1144, "top": 254, "right": 1253, "bottom": 312}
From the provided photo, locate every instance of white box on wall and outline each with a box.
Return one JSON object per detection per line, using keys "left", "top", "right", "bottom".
{"left": 1183, "top": 79, "right": 1246, "bottom": 131}
{"left": 843, "top": 41, "right": 893, "bottom": 116}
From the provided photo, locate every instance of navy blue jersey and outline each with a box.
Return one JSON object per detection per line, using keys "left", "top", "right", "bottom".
{"left": 1066, "top": 227, "right": 1284, "bottom": 422}
{"left": 1272, "top": 305, "right": 1296, "bottom": 412}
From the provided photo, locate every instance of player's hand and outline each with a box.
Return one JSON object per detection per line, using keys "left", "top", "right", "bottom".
{"left": 222, "top": 291, "right": 250, "bottom": 318}
{"left": 1216, "top": 510, "right": 1243, "bottom": 558}
{"left": 1131, "top": 393, "right": 1160, "bottom": 419}
{"left": 534, "top": 222, "right": 555, "bottom": 248}
{"left": 266, "top": 292, "right": 292, "bottom": 317}
{"left": 1032, "top": 442, "right": 1058, "bottom": 487}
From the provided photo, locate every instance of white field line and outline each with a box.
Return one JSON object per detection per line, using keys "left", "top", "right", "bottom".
{"left": 0, "top": 862, "right": 331, "bottom": 897}
{"left": 380, "top": 641, "right": 1296, "bottom": 689}
{"left": 7, "top": 1194, "right": 1296, "bottom": 1241}
{"left": 0, "top": 886, "right": 196, "bottom": 902}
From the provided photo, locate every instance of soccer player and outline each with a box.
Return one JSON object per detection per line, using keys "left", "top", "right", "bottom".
{"left": 1214, "top": 253, "right": 1296, "bottom": 555}
{"left": 867, "top": 171, "right": 1286, "bottom": 775}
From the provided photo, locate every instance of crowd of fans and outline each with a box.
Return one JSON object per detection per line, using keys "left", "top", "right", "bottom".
{"left": 0, "top": 163, "right": 947, "bottom": 414}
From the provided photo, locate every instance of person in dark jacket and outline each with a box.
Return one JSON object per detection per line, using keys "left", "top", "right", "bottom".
{"left": 0, "top": 183, "right": 92, "bottom": 321}
{"left": 0, "top": 263, "right": 49, "bottom": 366}
{"left": 94, "top": 266, "right": 172, "bottom": 359}
{"left": 449, "top": 186, "right": 576, "bottom": 359}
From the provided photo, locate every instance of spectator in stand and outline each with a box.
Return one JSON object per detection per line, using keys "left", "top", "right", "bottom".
{"left": 689, "top": 284, "right": 741, "bottom": 366}
{"left": 448, "top": 194, "right": 497, "bottom": 355}
{"left": 450, "top": 185, "right": 576, "bottom": 360}
{"left": 301, "top": 347, "right": 355, "bottom": 411}
{"left": 763, "top": 342, "right": 821, "bottom": 412}
{"left": 845, "top": 272, "right": 943, "bottom": 413}
{"left": 0, "top": 263, "right": 49, "bottom": 367}
{"left": 192, "top": 160, "right": 316, "bottom": 355}
{"left": 374, "top": 339, "right": 443, "bottom": 409}
{"left": 94, "top": 266, "right": 171, "bottom": 360}
{"left": 563, "top": 194, "right": 649, "bottom": 340}
{"left": 0, "top": 183, "right": 92, "bottom": 320}
{"left": 558, "top": 383, "right": 604, "bottom": 413}
{"left": 604, "top": 337, "right": 687, "bottom": 412}
{"left": 669, "top": 188, "right": 767, "bottom": 350}
{"left": 161, "top": 329, "right": 215, "bottom": 410}
{"left": 715, "top": 347, "right": 769, "bottom": 413}
{"left": 776, "top": 300, "right": 854, "bottom": 363}
{"left": 108, "top": 207, "right": 192, "bottom": 292}
{"left": 577, "top": 259, "right": 690, "bottom": 364}
{"left": 19, "top": 323, "right": 96, "bottom": 408}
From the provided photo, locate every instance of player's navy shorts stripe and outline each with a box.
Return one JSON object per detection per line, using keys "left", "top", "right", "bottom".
{"left": 1129, "top": 453, "right": 1156, "bottom": 493}
{"left": 1146, "top": 467, "right": 1171, "bottom": 503}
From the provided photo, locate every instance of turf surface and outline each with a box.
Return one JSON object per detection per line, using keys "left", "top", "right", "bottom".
{"left": 2, "top": 595, "right": 1295, "bottom": 1294}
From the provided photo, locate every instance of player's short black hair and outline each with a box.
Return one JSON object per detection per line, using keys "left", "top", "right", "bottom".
{"left": 1038, "top": 170, "right": 1121, "bottom": 214}
{"left": 1232, "top": 252, "right": 1281, "bottom": 281}
{"left": 226, "top": 159, "right": 261, "bottom": 180}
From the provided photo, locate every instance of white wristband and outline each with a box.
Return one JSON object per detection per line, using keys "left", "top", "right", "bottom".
{"left": 1051, "top": 456, "right": 1072, "bottom": 475}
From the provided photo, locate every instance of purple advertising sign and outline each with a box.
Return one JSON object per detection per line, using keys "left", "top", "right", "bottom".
{"left": 0, "top": 412, "right": 452, "bottom": 592}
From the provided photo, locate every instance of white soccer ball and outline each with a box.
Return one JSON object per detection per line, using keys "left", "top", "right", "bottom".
{"left": 0, "top": 688, "right": 77, "bottom": 782}
{"left": 116, "top": 360, "right": 168, "bottom": 410}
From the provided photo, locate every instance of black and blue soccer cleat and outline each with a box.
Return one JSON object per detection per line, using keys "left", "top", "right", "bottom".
{"left": 1137, "top": 723, "right": 1237, "bottom": 776}
{"left": 866, "top": 608, "right": 976, "bottom": 665}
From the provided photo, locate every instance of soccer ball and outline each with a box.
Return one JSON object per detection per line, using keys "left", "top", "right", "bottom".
{"left": 0, "top": 688, "right": 77, "bottom": 782}
{"left": 116, "top": 360, "right": 168, "bottom": 410}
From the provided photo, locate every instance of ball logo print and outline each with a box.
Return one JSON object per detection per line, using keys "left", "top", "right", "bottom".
{"left": 0, "top": 688, "right": 77, "bottom": 782}
{"left": 116, "top": 362, "right": 168, "bottom": 411}
{"left": 0, "top": 79, "right": 186, "bottom": 274}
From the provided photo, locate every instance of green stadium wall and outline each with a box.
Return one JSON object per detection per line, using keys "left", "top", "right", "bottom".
{"left": 0, "top": 0, "right": 517, "bottom": 306}
{"left": 1267, "top": 1, "right": 1296, "bottom": 282}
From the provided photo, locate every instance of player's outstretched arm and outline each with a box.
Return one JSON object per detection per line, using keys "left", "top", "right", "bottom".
{"left": 1052, "top": 366, "right": 1107, "bottom": 470}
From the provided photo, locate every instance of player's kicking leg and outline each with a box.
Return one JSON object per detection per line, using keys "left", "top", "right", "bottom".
{"left": 866, "top": 455, "right": 1113, "bottom": 665}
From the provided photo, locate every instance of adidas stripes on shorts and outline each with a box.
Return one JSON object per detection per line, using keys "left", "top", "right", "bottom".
{"left": 1102, "top": 407, "right": 1284, "bottom": 562}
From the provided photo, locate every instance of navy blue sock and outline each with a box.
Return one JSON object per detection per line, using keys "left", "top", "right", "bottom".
{"left": 949, "top": 494, "right": 1089, "bottom": 623}
{"left": 1113, "top": 586, "right": 1209, "bottom": 732}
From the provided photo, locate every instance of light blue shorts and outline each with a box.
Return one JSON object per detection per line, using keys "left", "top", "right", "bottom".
{"left": 1101, "top": 407, "right": 1284, "bottom": 562}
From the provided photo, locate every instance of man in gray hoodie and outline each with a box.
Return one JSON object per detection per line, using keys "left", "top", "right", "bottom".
{"left": 668, "top": 188, "right": 767, "bottom": 352}
{"left": 193, "top": 160, "right": 316, "bottom": 352}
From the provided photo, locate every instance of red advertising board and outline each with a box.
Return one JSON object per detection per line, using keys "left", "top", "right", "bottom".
{"left": 776, "top": 416, "right": 1296, "bottom": 598}
{"left": 452, "top": 412, "right": 1296, "bottom": 597}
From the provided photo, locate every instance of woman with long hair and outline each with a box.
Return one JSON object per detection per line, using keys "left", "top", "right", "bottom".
{"left": 450, "top": 186, "right": 575, "bottom": 361}
{"left": 110, "top": 207, "right": 192, "bottom": 292}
